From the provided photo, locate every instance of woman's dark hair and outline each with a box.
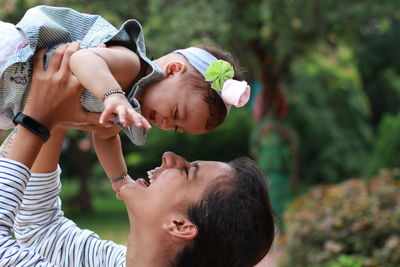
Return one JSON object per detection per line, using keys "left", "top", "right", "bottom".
{"left": 181, "top": 44, "right": 243, "bottom": 131}
{"left": 173, "top": 157, "right": 275, "bottom": 267}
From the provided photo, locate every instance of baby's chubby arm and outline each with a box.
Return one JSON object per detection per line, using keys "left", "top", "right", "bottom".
{"left": 90, "top": 124, "right": 134, "bottom": 199}
{"left": 91, "top": 124, "right": 128, "bottom": 181}
{"left": 69, "top": 45, "right": 151, "bottom": 128}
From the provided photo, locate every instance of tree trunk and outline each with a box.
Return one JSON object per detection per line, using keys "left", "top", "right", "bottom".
{"left": 249, "top": 38, "right": 286, "bottom": 120}
{"left": 66, "top": 134, "right": 97, "bottom": 213}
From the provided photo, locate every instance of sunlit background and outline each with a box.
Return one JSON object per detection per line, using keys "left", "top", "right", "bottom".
{"left": 1, "top": 0, "right": 399, "bottom": 266}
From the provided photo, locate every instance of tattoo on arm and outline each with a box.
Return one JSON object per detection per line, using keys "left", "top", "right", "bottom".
{"left": 0, "top": 128, "right": 18, "bottom": 157}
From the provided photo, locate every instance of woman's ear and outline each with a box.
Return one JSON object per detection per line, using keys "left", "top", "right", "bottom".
{"left": 163, "top": 217, "right": 198, "bottom": 241}
{"left": 164, "top": 60, "right": 187, "bottom": 77}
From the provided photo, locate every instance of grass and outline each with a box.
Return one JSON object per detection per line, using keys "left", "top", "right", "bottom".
{"left": 60, "top": 179, "right": 130, "bottom": 245}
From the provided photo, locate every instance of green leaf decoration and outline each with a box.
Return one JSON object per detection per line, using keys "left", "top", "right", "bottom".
{"left": 205, "top": 60, "right": 234, "bottom": 91}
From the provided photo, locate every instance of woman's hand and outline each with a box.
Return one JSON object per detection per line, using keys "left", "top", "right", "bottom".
{"left": 23, "top": 41, "right": 98, "bottom": 129}
{"left": 58, "top": 122, "right": 121, "bottom": 140}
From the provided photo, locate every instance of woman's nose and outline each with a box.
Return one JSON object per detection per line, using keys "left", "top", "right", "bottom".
{"left": 162, "top": 152, "right": 187, "bottom": 169}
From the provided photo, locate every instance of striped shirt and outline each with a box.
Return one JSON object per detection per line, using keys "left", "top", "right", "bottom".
{"left": 0, "top": 158, "right": 127, "bottom": 266}
{"left": 1, "top": 5, "right": 164, "bottom": 145}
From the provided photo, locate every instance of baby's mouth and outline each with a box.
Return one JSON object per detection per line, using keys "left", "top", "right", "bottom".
{"left": 149, "top": 110, "right": 156, "bottom": 122}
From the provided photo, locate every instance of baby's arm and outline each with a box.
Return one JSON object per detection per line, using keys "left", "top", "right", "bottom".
{"left": 69, "top": 46, "right": 151, "bottom": 128}
{"left": 91, "top": 125, "right": 127, "bottom": 182}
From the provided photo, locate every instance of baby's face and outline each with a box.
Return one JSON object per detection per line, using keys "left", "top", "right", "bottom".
{"left": 140, "top": 77, "right": 210, "bottom": 134}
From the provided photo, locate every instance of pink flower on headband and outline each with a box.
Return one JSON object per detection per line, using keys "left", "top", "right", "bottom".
{"left": 221, "top": 79, "right": 251, "bottom": 107}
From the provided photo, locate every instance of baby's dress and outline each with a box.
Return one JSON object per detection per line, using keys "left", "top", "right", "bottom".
{"left": 0, "top": 5, "right": 163, "bottom": 145}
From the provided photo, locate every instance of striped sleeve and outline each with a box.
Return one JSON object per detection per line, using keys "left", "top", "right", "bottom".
{"left": 0, "top": 158, "right": 55, "bottom": 266}
{"left": 14, "top": 167, "right": 127, "bottom": 266}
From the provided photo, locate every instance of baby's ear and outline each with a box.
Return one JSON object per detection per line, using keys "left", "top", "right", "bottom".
{"left": 164, "top": 60, "right": 187, "bottom": 77}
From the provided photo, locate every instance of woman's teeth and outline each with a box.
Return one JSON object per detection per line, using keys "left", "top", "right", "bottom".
{"left": 147, "top": 169, "right": 155, "bottom": 183}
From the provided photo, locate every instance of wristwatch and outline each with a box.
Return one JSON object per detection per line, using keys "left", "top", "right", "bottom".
{"left": 12, "top": 113, "right": 50, "bottom": 142}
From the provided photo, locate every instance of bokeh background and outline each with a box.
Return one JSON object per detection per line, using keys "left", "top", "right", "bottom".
{"left": 1, "top": 0, "right": 400, "bottom": 266}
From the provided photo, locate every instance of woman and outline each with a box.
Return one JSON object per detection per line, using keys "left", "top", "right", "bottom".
{"left": 0, "top": 42, "right": 275, "bottom": 267}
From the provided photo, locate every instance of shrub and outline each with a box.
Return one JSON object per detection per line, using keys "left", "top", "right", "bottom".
{"left": 326, "top": 254, "right": 362, "bottom": 267}
{"left": 366, "top": 113, "right": 400, "bottom": 176}
{"left": 283, "top": 169, "right": 400, "bottom": 267}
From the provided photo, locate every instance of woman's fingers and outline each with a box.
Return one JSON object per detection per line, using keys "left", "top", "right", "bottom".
{"left": 92, "top": 124, "right": 121, "bottom": 139}
{"left": 32, "top": 47, "right": 48, "bottom": 74}
{"left": 60, "top": 41, "right": 80, "bottom": 73}
{"left": 80, "top": 111, "right": 100, "bottom": 125}
{"left": 33, "top": 41, "right": 80, "bottom": 76}
{"left": 46, "top": 43, "right": 68, "bottom": 73}
{"left": 25, "top": 42, "right": 85, "bottom": 127}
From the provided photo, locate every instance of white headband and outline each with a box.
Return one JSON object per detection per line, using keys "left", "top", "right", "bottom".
{"left": 174, "top": 47, "right": 218, "bottom": 78}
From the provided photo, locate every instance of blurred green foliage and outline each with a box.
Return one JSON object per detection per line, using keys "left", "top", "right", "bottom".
{"left": 366, "top": 114, "right": 400, "bottom": 176}
{"left": 285, "top": 45, "right": 372, "bottom": 184}
{"left": 356, "top": 15, "right": 400, "bottom": 127}
{"left": 251, "top": 119, "right": 296, "bottom": 222}
{"left": 325, "top": 255, "right": 362, "bottom": 267}
{"left": 283, "top": 169, "right": 400, "bottom": 267}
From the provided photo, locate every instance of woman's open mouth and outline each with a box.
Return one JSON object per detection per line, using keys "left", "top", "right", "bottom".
{"left": 136, "top": 178, "right": 150, "bottom": 187}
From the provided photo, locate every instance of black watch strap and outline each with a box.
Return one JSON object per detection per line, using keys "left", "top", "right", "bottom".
{"left": 12, "top": 113, "right": 50, "bottom": 142}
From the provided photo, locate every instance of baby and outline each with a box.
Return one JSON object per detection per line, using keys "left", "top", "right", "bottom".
{"left": 0, "top": 5, "right": 250, "bottom": 182}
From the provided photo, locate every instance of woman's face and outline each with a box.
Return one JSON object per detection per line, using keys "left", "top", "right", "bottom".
{"left": 119, "top": 152, "right": 234, "bottom": 226}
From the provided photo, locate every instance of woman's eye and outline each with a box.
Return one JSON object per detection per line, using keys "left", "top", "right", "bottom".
{"left": 184, "top": 166, "right": 189, "bottom": 176}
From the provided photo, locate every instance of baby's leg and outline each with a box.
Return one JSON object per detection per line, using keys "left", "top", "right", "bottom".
{"left": 0, "top": 22, "right": 29, "bottom": 75}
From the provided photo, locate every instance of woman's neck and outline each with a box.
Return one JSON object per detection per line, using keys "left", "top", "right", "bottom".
{"left": 125, "top": 228, "right": 179, "bottom": 267}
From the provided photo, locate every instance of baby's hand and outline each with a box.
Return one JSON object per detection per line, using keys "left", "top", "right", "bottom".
{"left": 99, "top": 94, "right": 151, "bottom": 129}
{"left": 111, "top": 174, "right": 134, "bottom": 200}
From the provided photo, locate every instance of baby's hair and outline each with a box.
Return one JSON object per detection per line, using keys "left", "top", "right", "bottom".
{"left": 182, "top": 44, "right": 243, "bottom": 131}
